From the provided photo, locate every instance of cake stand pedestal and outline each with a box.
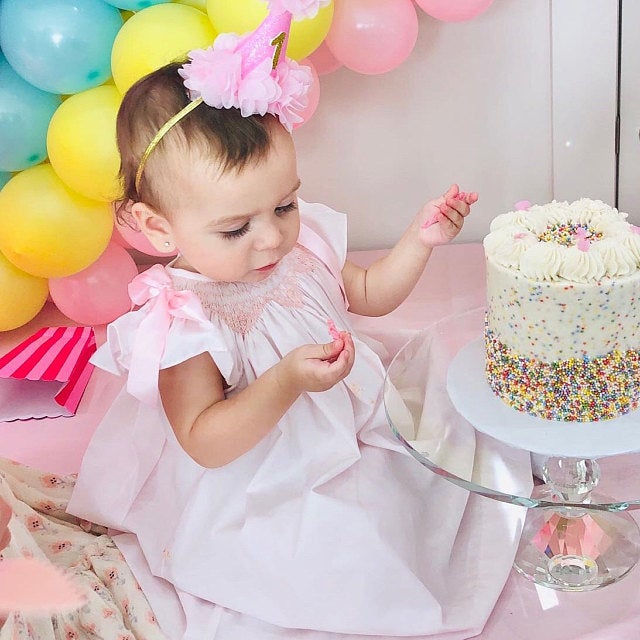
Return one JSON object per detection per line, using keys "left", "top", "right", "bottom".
{"left": 447, "top": 339, "right": 640, "bottom": 591}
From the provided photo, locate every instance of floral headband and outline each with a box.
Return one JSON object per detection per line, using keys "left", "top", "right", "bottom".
{"left": 135, "top": 0, "right": 329, "bottom": 192}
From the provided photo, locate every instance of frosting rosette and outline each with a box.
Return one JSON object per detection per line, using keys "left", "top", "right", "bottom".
{"left": 484, "top": 199, "right": 640, "bottom": 283}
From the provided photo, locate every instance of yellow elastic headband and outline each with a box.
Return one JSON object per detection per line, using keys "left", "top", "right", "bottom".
{"left": 134, "top": 96, "right": 203, "bottom": 193}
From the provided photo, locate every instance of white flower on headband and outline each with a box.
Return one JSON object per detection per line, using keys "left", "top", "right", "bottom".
{"left": 268, "top": 0, "right": 331, "bottom": 20}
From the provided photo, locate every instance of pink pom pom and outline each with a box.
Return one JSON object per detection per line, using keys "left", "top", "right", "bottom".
{"left": 268, "top": 0, "right": 330, "bottom": 20}
{"left": 0, "top": 558, "right": 86, "bottom": 615}
{"left": 514, "top": 200, "right": 531, "bottom": 211}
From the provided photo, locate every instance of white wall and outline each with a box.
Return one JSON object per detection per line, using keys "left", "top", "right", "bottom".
{"left": 551, "top": 0, "right": 618, "bottom": 209}
{"left": 619, "top": 0, "right": 640, "bottom": 224}
{"left": 294, "top": 0, "right": 620, "bottom": 250}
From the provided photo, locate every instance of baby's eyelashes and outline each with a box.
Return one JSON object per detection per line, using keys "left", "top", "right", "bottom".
{"left": 275, "top": 201, "right": 298, "bottom": 215}
{"left": 221, "top": 223, "right": 251, "bottom": 240}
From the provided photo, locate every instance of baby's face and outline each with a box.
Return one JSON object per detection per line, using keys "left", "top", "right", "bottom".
{"left": 166, "top": 126, "right": 301, "bottom": 283}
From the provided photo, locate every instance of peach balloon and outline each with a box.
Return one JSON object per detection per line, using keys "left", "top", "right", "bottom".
{"left": 325, "top": 0, "right": 418, "bottom": 75}
{"left": 307, "top": 41, "right": 341, "bottom": 76}
{"left": 415, "top": 0, "right": 494, "bottom": 22}
{"left": 49, "top": 242, "right": 139, "bottom": 326}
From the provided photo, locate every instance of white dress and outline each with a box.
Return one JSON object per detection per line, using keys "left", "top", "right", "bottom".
{"left": 67, "top": 202, "right": 529, "bottom": 640}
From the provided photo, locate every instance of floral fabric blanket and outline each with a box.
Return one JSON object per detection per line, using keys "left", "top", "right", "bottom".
{"left": 0, "top": 457, "right": 168, "bottom": 640}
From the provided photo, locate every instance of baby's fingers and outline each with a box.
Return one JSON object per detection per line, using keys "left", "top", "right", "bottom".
{"left": 321, "top": 338, "right": 345, "bottom": 364}
{"left": 465, "top": 191, "right": 479, "bottom": 205}
{"left": 336, "top": 332, "right": 355, "bottom": 366}
{"left": 442, "top": 184, "right": 459, "bottom": 200}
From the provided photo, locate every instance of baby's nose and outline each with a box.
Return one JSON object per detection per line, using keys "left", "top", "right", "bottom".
{"left": 255, "top": 221, "right": 283, "bottom": 250}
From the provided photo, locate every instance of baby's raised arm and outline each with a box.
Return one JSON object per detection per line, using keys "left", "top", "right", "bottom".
{"left": 342, "top": 184, "right": 477, "bottom": 317}
{"left": 158, "top": 333, "right": 354, "bottom": 468}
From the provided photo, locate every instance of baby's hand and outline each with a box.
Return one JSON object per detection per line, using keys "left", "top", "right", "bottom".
{"left": 419, "top": 184, "right": 478, "bottom": 247}
{"left": 281, "top": 332, "right": 355, "bottom": 393}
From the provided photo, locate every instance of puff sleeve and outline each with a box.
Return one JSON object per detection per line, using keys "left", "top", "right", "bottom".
{"left": 91, "top": 264, "right": 240, "bottom": 405}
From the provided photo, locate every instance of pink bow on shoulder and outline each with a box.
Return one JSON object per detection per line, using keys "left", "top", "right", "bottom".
{"left": 127, "top": 265, "right": 208, "bottom": 405}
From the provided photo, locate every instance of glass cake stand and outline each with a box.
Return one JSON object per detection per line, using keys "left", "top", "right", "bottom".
{"left": 383, "top": 306, "right": 640, "bottom": 591}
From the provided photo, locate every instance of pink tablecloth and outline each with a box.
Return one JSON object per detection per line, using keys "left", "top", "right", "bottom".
{"left": 1, "top": 242, "right": 639, "bottom": 640}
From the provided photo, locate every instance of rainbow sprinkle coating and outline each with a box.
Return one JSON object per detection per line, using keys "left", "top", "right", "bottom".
{"left": 537, "top": 223, "right": 603, "bottom": 247}
{"left": 485, "top": 325, "right": 640, "bottom": 421}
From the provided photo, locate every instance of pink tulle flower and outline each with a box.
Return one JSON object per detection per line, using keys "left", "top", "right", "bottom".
{"left": 179, "top": 45, "right": 243, "bottom": 109}
{"left": 178, "top": 27, "right": 313, "bottom": 132}
{"left": 272, "top": 60, "right": 313, "bottom": 129}
{"left": 237, "top": 59, "right": 282, "bottom": 118}
{"left": 268, "top": 0, "right": 330, "bottom": 20}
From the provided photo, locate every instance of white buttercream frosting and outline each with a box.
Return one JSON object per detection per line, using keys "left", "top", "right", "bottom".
{"left": 483, "top": 198, "right": 640, "bottom": 283}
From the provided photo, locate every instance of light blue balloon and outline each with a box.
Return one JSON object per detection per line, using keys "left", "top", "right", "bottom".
{"left": 0, "top": 53, "right": 62, "bottom": 172}
{"left": 0, "top": 0, "right": 123, "bottom": 94}
{"left": 0, "top": 172, "right": 12, "bottom": 190}
{"left": 103, "top": 0, "right": 171, "bottom": 10}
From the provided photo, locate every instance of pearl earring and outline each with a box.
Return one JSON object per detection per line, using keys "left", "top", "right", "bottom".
{"left": 164, "top": 241, "right": 171, "bottom": 248}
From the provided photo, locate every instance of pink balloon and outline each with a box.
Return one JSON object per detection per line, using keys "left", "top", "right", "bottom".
{"left": 294, "top": 60, "right": 320, "bottom": 129}
{"left": 415, "top": 0, "right": 494, "bottom": 22}
{"left": 49, "top": 242, "right": 139, "bottom": 326}
{"left": 325, "top": 0, "right": 418, "bottom": 75}
{"left": 307, "top": 41, "right": 342, "bottom": 76}
{"left": 110, "top": 223, "right": 132, "bottom": 248}
{"left": 114, "top": 216, "right": 177, "bottom": 257}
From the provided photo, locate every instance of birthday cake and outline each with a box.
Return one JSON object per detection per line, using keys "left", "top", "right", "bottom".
{"left": 483, "top": 198, "right": 640, "bottom": 421}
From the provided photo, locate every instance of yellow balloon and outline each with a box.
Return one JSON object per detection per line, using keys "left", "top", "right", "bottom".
{"left": 112, "top": 4, "right": 217, "bottom": 94}
{"left": 175, "top": 0, "right": 207, "bottom": 11}
{"left": 0, "top": 165, "right": 112, "bottom": 278}
{"left": 47, "top": 85, "right": 122, "bottom": 202}
{"left": 0, "top": 250, "right": 48, "bottom": 332}
{"left": 206, "top": 0, "right": 333, "bottom": 60}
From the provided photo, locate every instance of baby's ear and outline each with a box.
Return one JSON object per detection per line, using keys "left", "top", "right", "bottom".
{"left": 130, "top": 202, "right": 175, "bottom": 253}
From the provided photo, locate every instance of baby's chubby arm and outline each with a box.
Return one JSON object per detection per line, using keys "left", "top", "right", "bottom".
{"left": 158, "top": 333, "right": 355, "bottom": 468}
{"left": 342, "top": 184, "right": 477, "bottom": 317}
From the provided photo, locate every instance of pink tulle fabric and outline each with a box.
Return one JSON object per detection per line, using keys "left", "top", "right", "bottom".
{"left": 268, "top": 0, "right": 330, "bottom": 19}
{"left": 179, "top": 28, "right": 314, "bottom": 132}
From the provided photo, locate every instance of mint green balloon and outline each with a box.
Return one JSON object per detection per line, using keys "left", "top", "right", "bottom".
{"left": 0, "top": 0, "right": 123, "bottom": 94}
{"left": 0, "top": 54, "right": 61, "bottom": 172}
{"left": 0, "top": 173, "right": 11, "bottom": 190}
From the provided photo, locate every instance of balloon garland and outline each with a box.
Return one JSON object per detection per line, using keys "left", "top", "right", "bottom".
{"left": 0, "top": 0, "right": 494, "bottom": 330}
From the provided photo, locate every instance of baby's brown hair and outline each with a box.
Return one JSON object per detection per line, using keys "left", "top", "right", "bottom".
{"left": 115, "top": 61, "right": 278, "bottom": 221}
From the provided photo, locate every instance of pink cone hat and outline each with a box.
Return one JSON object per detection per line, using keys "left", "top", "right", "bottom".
{"left": 179, "top": 0, "right": 329, "bottom": 131}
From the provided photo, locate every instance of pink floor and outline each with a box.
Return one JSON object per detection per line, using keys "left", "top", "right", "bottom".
{"left": 2, "top": 242, "right": 640, "bottom": 639}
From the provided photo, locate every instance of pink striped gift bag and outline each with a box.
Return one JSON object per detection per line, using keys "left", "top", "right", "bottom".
{"left": 0, "top": 326, "right": 96, "bottom": 421}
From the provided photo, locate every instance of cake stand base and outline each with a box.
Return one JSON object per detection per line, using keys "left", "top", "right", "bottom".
{"left": 513, "top": 499, "right": 640, "bottom": 590}
{"left": 512, "top": 457, "right": 640, "bottom": 591}
{"left": 513, "top": 456, "right": 640, "bottom": 591}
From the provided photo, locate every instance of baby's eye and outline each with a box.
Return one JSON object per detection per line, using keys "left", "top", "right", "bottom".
{"left": 275, "top": 202, "right": 297, "bottom": 216}
{"left": 221, "top": 222, "right": 250, "bottom": 239}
